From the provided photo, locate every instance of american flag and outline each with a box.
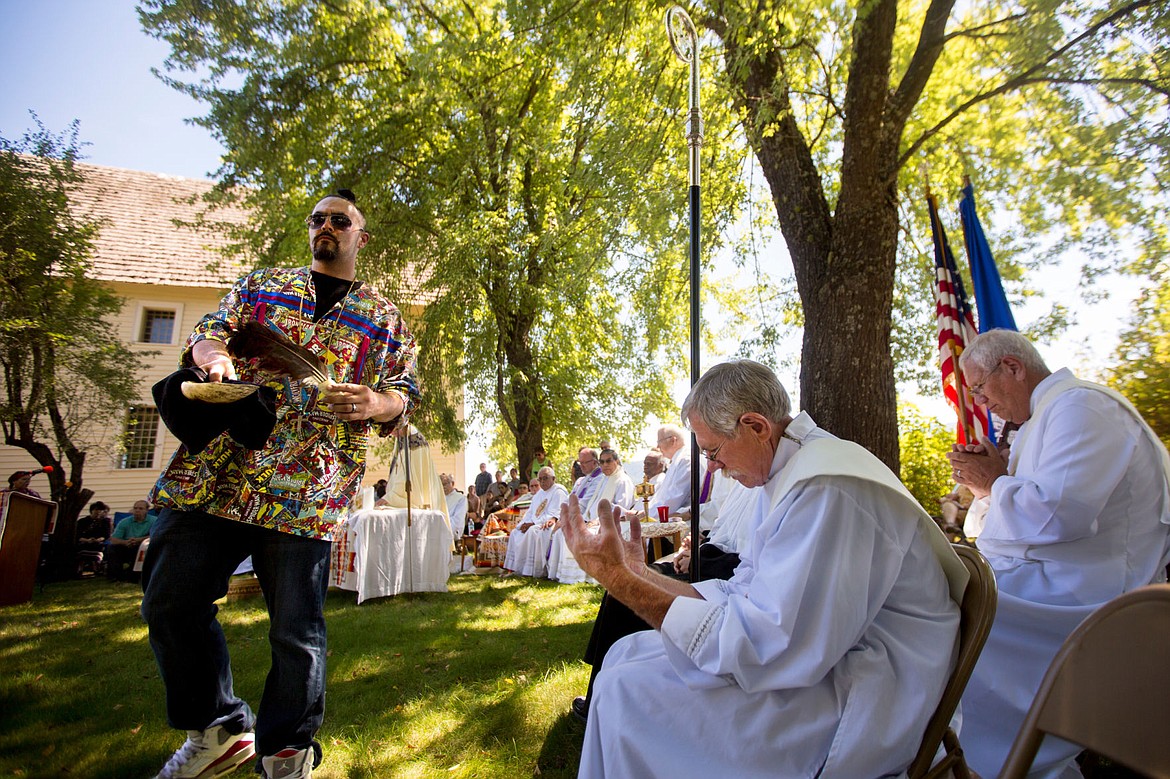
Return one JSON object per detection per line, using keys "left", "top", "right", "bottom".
{"left": 929, "top": 190, "right": 989, "bottom": 445}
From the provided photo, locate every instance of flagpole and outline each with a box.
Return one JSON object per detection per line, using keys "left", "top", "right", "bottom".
{"left": 927, "top": 182, "right": 978, "bottom": 445}
{"left": 667, "top": 6, "right": 704, "bottom": 581}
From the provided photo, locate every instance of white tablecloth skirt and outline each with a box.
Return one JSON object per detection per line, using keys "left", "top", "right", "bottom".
{"left": 330, "top": 508, "right": 451, "bottom": 603}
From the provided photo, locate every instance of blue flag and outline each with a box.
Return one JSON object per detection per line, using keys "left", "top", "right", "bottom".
{"left": 959, "top": 182, "right": 1017, "bottom": 332}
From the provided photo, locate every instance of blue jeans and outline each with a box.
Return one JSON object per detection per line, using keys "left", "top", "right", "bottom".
{"left": 141, "top": 508, "right": 331, "bottom": 764}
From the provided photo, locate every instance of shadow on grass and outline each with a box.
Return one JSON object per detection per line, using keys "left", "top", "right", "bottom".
{"left": 2, "top": 574, "right": 600, "bottom": 778}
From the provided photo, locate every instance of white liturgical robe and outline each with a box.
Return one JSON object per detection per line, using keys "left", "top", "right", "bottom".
{"left": 502, "top": 484, "right": 569, "bottom": 576}
{"left": 444, "top": 491, "right": 468, "bottom": 543}
{"left": 579, "top": 414, "right": 962, "bottom": 778}
{"left": 647, "top": 448, "right": 692, "bottom": 517}
{"left": 546, "top": 469, "right": 607, "bottom": 582}
{"left": 961, "top": 369, "right": 1170, "bottom": 779}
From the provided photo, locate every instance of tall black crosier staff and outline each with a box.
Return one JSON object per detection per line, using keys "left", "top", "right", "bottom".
{"left": 667, "top": 6, "right": 704, "bottom": 582}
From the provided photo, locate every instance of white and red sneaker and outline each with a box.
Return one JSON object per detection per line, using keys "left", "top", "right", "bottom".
{"left": 154, "top": 725, "right": 255, "bottom": 779}
{"left": 261, "top": 747, "right": 313, "bottom": 779}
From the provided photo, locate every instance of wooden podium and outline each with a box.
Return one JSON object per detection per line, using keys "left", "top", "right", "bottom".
{"left": 0, "top": 492, "right": 59, "bottom": 608}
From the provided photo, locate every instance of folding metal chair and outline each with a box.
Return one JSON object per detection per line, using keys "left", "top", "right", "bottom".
{"left": 999, "top": 584, "right": 1170, "bottom": 779}
{"left": 908, "top": 544, "right": 998, "bottom": 779}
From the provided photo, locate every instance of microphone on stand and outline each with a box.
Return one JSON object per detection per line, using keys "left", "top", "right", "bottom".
{"left": 16, "top": 465, "right": 54, "bottom": 476}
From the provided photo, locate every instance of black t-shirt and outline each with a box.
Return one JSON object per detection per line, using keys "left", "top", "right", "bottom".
{"left": 311, "top": 271, "right": 362, "bottom": 322}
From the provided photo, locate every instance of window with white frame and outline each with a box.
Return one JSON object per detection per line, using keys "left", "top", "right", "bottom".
{"left": 140, "top": 308, "right": 177, "bottom": 344}
{"left": 118, "top": 406, "right": 161, "bottom": 469}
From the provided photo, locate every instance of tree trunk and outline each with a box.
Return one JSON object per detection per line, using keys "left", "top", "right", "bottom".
{"left": 496, "top": 310, "right": 545, "bottom": 483}
{"left": 717, "top": 0, "right": 906, "bottom": 469}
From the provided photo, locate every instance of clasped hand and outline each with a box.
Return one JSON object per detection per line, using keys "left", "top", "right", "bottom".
{"left": 945, "top": 436, "right": 1007, "bottom": 499}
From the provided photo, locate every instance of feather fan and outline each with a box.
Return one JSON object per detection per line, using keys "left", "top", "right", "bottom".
{"left": 228, "top": 321, "right": 334, "bottom": 388}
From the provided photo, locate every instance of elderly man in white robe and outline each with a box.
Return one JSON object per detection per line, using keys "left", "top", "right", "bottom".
{"left": 441, "top": 473, "right": 468, "bottom": 543}
{"left": 501, "top": 467, "right": 568, "bottom": 577}
{"left": 625, "top": 425, "right": 691, "bottom": 521}
{"left": 948, "top": 329, "right": 1170, "bottom": 779}
{"left": 560, "top": 360, "right": 963, "bottom": 778}
{"left": 546, "top": 448, "right": 637, "bottom": 583}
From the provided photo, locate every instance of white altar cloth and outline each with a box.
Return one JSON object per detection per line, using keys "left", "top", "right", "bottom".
{"left": 330, "top": 508, "right": 451, "bottom": 602}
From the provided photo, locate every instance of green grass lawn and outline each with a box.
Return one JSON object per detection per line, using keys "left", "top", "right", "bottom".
{"left": 1, "top": 573, "right": 601, "bottom": 778}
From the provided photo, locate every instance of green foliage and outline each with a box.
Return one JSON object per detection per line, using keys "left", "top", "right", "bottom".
{"left": 0, "top": 576, "right": 600, "bottom": 778}
{"left": 139, "top": 0, "right": 750, "bottom": 466}
{"left": 898, "top": 402, "right": 955, "bottom": 513}
{"left": 0, "top": 118, "right": 145, "bottom": 511}
{"left": 698, "top": 0, "right": 1170, "bottom": 465}
{"left": 1108, "top": 264, "right": 1170, "bottom": 447}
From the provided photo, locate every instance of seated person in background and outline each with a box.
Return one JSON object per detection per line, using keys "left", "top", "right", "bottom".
{"left": 373, "top": 479, "right": 388, "bottom": 502}
{"left": 441, "top": 474, "right": 468, "bottom": 544}
{"left": 572, "top": 470, "right": 758, "bottom": 722}
{"left": 948, "top": 329, "right": 1170, "bottom": 778}
{"left": 639, "top": 449, "right": 668, "bottom": 491}
{"left": 623, "top": 427, "right": 693, "bottom": 550}
{"left": 937, "top": 483, "right": 973, "bottom": 534}
{"left": 560, "top": 359, "right": 963, "bottom": 777}
{"left": 545, "top": 448, "right": 633, "bottom": 582}
{"left": 482, "top": 482, "right": 531, "bottom": 535}
{"left": 76, "top": 501, "right": 113, "bottom": 573}
{"left": 595, "top": 449, "right": 635, "bottom": 511}
{"left": 466, "top": 485, "right": 482, "bottom": 533}
{"left": 506, "top": 467, "right": 523, "bottom": 492}
{"left": 482, "top": 470, "right": 511, "bottom": 516}
{"left": 502, "top": 467, "right": 569, "bottom": 577}
{"left": 107, "top": 500, "right": 156, "bottom": 583}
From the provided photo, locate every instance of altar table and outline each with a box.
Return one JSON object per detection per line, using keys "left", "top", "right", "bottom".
{"left": 330, "top": 508, "right": 451, "bottom": 602}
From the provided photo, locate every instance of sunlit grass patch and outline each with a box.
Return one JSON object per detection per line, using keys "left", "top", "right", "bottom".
{"left": 2, "top": 574, "right": 597, "bottom": 778}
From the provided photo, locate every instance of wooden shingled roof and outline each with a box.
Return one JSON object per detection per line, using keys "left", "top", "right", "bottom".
{"left": 67, "top": 160, "right": 251, "bottom": 289}
{"left": 66, "top": 159, "right": 435, "bottom": 306}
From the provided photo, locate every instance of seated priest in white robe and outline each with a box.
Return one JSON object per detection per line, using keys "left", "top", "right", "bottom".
{"left": 441, "top": 473, "right": 468, "bottom": 543}
{"left": 560, "top": 360, "right": 964, "bottom": 778}
{"left": 547, "top": 447, "right": 635, "bottom": 583}
{"left": 948, "top": 330, "right": 1170, "bottom": 779}
{"left": 625, "top": 426, "right": 692, "bottom": 521}
{"left": 502, "top": 467, "right": 568, "bottom": 577}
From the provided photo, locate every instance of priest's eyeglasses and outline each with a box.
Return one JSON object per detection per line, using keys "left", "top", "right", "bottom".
{"left": 701, "top": 420, "right": 740, "bottom": 463}
{"left": 968, "top": 361, "right": 1004, "bottom": 397}
{"left": 305, "top": 212, "right": 358, "bottom": 231}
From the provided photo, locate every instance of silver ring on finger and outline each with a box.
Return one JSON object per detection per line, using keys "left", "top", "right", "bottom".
{"left": 350, "top": 402, "right": 357, "bottom": 414}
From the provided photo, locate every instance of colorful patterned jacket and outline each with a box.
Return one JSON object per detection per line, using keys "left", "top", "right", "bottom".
{"left": 150, "top": 267, "right": 420, "bottom": 540}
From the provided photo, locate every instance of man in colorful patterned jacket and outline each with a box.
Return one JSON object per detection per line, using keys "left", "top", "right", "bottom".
{"left": 143, "top": 190, "right": 419, "bottom": 779}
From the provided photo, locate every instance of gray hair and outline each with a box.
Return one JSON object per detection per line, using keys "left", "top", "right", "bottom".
{"left": 960, "top": 329, "right": 1049, "bottom": 376}
{"left": 538, "top": 466, "right": 555, "bottom": 479}
{"left": 681, "top": 360, "right": 792, "bottom": 437}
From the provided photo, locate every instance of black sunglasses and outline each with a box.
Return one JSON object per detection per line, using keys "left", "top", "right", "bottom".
{"left": 305, "top": 212, "right": 358, "bottom": 231}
